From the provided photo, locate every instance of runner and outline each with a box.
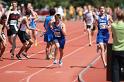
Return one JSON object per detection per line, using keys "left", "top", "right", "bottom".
{"left": 0, "top": 15, "right": 7, "bottom": 61}
{"left": 44, "top": 8, "right": 56, "bottom": 60}
{"left": 7, "top": 1, "right": 20, "bottom": 59}
{"left": 16, "top": 16, "right": 33, "bottom": 60}
{"left": 83, "top": 5, "right": 94, "bottom": 46}
{"left": 95, "top": 6, "right": 113, "bottom": 67}
{"left": 50, "top": 14, "right": 66, "bottom": 66}
{"left": 26, "top": 3, "right": 38, "bottom": 46}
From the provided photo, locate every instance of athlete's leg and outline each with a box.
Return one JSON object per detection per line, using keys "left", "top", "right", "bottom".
{"left": 8, "top": 36, "right": 12, "bottom": 45}
{"left": 0, "top": 42, "right": 6, "bottom": 61}
{"left": 53, "top": 40, "right": 59, "bottom": 64}
{"left": 59, "top": 48, "right": 63, "bottom": 61}
{"left": 87, "top": 29, "right": 92, "bottom": 46}
{"left": 24, "top": 39, "right": 33, "bottom": 53}
{"left": 32, "top": 30, "right": 37, "bottom": 46}
{"left": 49, "top": 42, "right": 55, "bottom": 59}
{"left": 45, "top": 42, "right": 52, "bottom": 59}
{"left": 17, "top": 42, "right": 27, "bottom": 56}
{"left": 0, "top": 43, "right": 2, "bottom": 60}
{"left": 11, "top": 34, "right": 17, "bottom": 55}
{"left": 16, "top": 42, "right": 27, "bottom": 60}
{"left": 99, "top": 43, "right": 107, "bottom": 67}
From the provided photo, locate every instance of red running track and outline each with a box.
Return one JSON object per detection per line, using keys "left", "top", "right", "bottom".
{"left": 0, "top": 20, "right": 107, "bottom": 82}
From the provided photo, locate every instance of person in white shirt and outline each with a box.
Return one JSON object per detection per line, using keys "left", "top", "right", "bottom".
{"left": 83, "top": 5, "right": 94, "bottom": 46}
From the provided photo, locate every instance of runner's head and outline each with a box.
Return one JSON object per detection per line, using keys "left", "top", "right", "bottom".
{"left": 21, "top": 16, "right": 27, "bottom": 24}
{"left": 49, "top": 8, "right": 56, "bottom": 16}
{"left": 87, "top": 5, "right": 92, "bottom": 11}
{"left": 99, "top": 6, "right": 105, "bottom": 15}
{"left": 55, "top": 14, "right": 61, "bottom": 22}
{"left": 11, "top": 1, "right": 17, "bottom": 10}
{"left": 27, "top": 3, "right": 32, "bottom": 10}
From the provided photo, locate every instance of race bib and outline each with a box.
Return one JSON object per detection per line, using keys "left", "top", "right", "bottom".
{"left": 100, "top": 25, "right": 107, "bottom": 29}
{"left": 10, "top": 20, "right": 17, "bottom": 25}
{"left": 54, "top": 32, "right": 61, "bottom": 37}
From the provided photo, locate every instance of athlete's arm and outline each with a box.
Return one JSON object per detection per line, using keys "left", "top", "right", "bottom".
{"left": 94, "top": 15, "right": 99, "bottom": 30}
{"left": 61, "top": 23, "right": 66, "bottom": 36}
{"left": 30, "top": 9, "right": 38, "bottom": 22}
{"left": 49, "top": 20, "right": 54, "bottom": 29}
{"left": 25, "top": 17, "right": 30, "bottom": 30}
{"left": 0, "top": 26, "right": 2, "bottom": 37}
{"left": 6, "top": 11, "right": 11, "bottom": 26}
{"left": 83, "top": 14, "right": 87, "bottom": 31}
{"left": 109, "top": 15, "right": 113, "bottom": 23}
{"left": 108, "top": 15, "right": 113, "bottom": 28}
{"left": 0, "top": 25, "right": 5, "bottom": 41}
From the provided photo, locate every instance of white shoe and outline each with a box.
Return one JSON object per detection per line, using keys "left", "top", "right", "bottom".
{"left": 59, "top": 60, "right": 63, "bottom": 66}
{"left": 53, "top": 60, "right": 57, "bottom": 64}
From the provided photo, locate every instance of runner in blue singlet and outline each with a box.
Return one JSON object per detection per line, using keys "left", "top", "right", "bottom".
{"left": 50, "top": 14, "right": 66, "bottom": 66}
{"left": 44, "top": 8, "right": 56, "bottom": 60}
{"left": 95, "top": 6, "right": 113, "bottom": 67}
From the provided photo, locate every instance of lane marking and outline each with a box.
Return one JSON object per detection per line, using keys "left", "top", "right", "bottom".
{"left": 5, "top": 70, "right": 27, "bottom": 74}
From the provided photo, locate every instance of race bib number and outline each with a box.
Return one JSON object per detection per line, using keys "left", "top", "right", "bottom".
{"left": 54, "top": 32, "right": 61, "bottom": 37}
{"left": 10, "top": 20, "right": 17, "bottom": 25}
{"left": 100, "top": 25, "right": 107, "bottom": 29}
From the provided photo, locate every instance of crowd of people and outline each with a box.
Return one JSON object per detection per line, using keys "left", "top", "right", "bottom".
{"left": 0, "top": 1, "right": 124, "bottom": 81}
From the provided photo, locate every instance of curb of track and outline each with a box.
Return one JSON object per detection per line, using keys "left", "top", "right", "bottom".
{"left": 78, "top": 54, "right": 101, "bottom": 82}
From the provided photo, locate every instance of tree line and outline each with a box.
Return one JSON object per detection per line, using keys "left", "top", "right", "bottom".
{"left": 3, "top": 0, "right": 124, "bottom": 9}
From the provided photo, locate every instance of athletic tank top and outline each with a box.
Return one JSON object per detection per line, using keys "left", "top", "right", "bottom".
{"left": 8, "top": 11, "right": 20, "bottom": 31}
{"left": 52, "top": 22, "right": 64, "bottom": 38}
{"left": 85, "top": 11, "right": 94, "bottom": 25}
{"left": 29, "top": 15, "right": 36, "bottom": 29}
{"left": 0, "top": 24, "right": 4, "bottom": 31}
{"left": 8, "top": 11, "right": 20, "bottom": 26}
{"left": 98, "top": 15, "right": 109, "bottom": 33}
{"left": 44, "top": 16, "right": 53, "bottom": 33}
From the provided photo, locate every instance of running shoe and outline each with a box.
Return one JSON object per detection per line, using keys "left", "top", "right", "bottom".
{"left": 53, "top": 60, "right": 57, "bottom": 64}
{"left": 11, "top": 54, "right": 14, "bottom": 60}
{"left": 89, "top": 43, "right": 92, "bottom": 46}
{"left": 16, "top": 54, "right": 22, "bottom": 60}
{"left": 22, "top": 52, "right": 29, "bottom": 59}
{"left": 59, "top": 60, "right": 63, "bottom": 66}
{"left": 10, "top": 49, "right": 12, "bottom": 53}
{"left": 46, "top": 55, "right": 50, "bottom": 60}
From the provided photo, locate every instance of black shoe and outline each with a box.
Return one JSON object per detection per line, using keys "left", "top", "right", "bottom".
{"left": 104, "top": 65, "right": 107, "bottom": 68}
{"left": 46, "top": 55, "right": 50, "bottom": 60}
{"left": 89, "top": 43, "right": 92, "bottom": 46}
{"left": 22, "top": 53, "right": 29, "bottom": 59}
{"left": 10, "top": 49, "right": 12, "bottom": 53}
{"left": 11, "top": 54, "right": 14, "bottom": 60}
{"left": 16, "top": 55, "right": 22, "bottom": 60}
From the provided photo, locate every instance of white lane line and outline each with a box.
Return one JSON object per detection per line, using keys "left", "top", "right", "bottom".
{"left": 24, "top": 40, "right": 95, "bottom": 82}
{"left": 0, "top": 33, "right": 86, "bottom": 70}
{"left": 5, "top": 70, "right": 27, "bottom": 74}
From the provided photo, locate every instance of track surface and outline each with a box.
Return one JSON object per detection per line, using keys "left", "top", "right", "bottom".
{"left": 0, "top": 20, "right": 107, "bottom": 82}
